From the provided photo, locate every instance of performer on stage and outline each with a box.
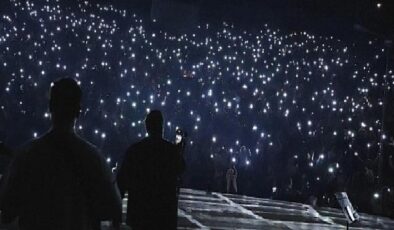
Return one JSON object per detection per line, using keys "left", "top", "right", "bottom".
{"left": 226, "top": 164, "right": 238, "bottom": 194}
{"left": 117, "top": 110, "right": 185, "bottom": 230}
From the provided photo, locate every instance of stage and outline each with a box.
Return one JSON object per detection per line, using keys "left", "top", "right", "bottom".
{"left": 1, "top": 188, "right": 394, "bottom": 229}
{"left": 175, "top": 188, "right": 394, "bottom": 230}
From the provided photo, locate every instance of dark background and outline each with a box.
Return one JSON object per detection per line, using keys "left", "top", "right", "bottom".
{"left": 85, "top": 0, "right": 394, "bottom": 38}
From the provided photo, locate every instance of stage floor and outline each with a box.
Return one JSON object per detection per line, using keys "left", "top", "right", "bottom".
{"left": 175, "top": 188, "right": 394, "bottom": 230}
{"left": 1, "top": 188, "right": 394, "bottom": 229}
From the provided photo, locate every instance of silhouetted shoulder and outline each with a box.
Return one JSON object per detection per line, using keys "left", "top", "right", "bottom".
{"left": 125, "top": 140, "right": 144, "bottom": 153}
{"left": 22, "top": 132, "right": 99, "bottom": 156}
{"left": 162, "top": 138, "right": 176, "bottom": 147}
{"left": 130, "top": 137, "right": 176, "bottom": 150}
{"left": 72, "top": 134, "right": 103, "bottom": 159}
{"left": 161, "top": 138, "right": 178, "bottom": 151}
{"left": 69, "top": 135, "right": 111, "bottom": 175}
{"left": 14, "top": 132, "right": 107, "bottom": 176}
{"left": 14, "top": 135, "right": 50, "bottom": 160}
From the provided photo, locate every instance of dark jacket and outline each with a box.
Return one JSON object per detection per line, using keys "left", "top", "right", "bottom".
{"left": 0, "top": 130, "right": 122, "bottom": 230}
{"left": 0, "top": 142, "right": 13, "bottom": 178}
{"left": 117, "top": 136, "right": 185, "bottom": 229}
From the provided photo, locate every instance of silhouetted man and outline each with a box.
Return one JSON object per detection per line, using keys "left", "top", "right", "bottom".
{"left": 0, "top": 142, "right": 12, "bottom": 197}
{"left": 0, "top": 78, "right": 122, "bottom": 230}
{"left": 117, "top": 110, "right": 185, "bottom": 230}
{"left": 0, "top": 142, "right": 12, "bottom": 178}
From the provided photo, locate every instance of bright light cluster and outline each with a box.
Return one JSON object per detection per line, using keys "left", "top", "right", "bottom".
{"left": 0, "top": 0, "right": 393, "bottom": 200}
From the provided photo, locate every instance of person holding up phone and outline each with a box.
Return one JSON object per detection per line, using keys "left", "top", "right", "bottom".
{"left": 117, "top": 110, "right": 185, "bottom": 230}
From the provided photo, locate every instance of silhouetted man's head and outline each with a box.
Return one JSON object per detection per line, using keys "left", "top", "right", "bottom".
{"left": 145, "top": 110, "right": 163, "bottom": 137}
{"left": 49, "top": 78, "right": 82, "bottom": 127}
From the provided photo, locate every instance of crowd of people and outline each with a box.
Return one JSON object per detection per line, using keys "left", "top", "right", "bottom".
{"left": 0, "top": 0, "right": 394, "bottom": 218}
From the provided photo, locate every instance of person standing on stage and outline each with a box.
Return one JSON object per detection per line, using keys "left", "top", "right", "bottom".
{"left": 226, "top": 164, "right": 238, "bottom": 194}
{"left": 117, "top": 110, "right": 185, "bottom": 230}
{"left": 0, "top": 78, "right": 122, "bottom": 230}
{"left": 0, "top": 142, "right": 12, "bottom": 181}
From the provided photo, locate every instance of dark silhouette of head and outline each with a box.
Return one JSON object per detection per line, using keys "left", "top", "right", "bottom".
{"left": 145, "top": 110, "right": 163, "bottom": 137}
{"left": 49, "top": 78, "right": 82, "bottom": 129}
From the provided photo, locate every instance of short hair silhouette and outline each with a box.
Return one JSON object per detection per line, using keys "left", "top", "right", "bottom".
{"left": 145, "top": 110, "right": 163, "bottom": 136}
{"left": 49, "top": 78, "right": 82, "bottom": 123}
